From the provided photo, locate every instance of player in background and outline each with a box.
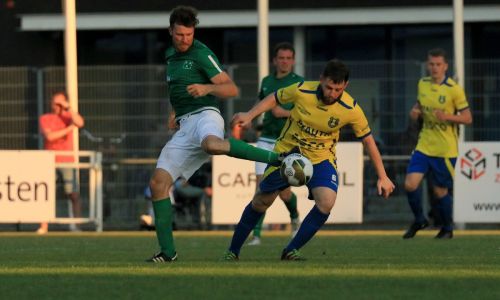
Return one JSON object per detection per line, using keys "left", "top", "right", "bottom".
{"left": 147, "top": 6, "right": 288, "bottom": 263}
{"left": 247, "top": 42, "right": 304, "bottom": 246}
{"left": 38, "top": 92, "right": 84, "bottom": 234}
{"left": 403, "top": 48, "right": 472, "bottom": 239}
{"left": 223, "top": 59, "right": 395, "bottom": 261}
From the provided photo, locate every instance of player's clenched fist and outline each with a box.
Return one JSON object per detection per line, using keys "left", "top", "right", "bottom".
{"left": 187, "top": 84, "right": 210, "bottom": 98}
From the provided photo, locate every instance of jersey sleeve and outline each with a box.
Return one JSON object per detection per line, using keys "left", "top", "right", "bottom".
{"left": 452, "top": 85, "right": 469, "bottom": 111}
{"left": 350, "top": 104, "right": 372, "bottom": 139}
{"left": 197, "top": 50, "right": 224, "bottom": 79}
{"left": 275, "top": 82, "right": 300, "bottom": 105}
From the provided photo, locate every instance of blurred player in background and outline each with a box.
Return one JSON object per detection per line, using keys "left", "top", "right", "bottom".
{"left": 38, "top": 91, "right": 85, "bottom": 234}
{"left": 247, "top": 42, "right": 304, "bottom": 246}
{"left": 147, "top": 6, "right": 288, "bottom": 263}
{"left": 223, "top": 59, "right": 395, "bottom": 261}
{"left": 403, "top": 48, "right": 472, "bottom": 239}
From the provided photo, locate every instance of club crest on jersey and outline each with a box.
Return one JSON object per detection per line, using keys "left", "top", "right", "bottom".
{"left": 183, "top": 60, "right": 194, "bottom": 70}
{"left": 328, "top": 117, "right": 339, "bottom": 128}
{"left": 438, "top": 95, "right": 446, "bottom": 103}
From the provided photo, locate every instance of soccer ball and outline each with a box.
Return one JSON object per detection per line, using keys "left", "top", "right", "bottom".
{"left": 279, "top": 153, "right": 313, "bottom": 186}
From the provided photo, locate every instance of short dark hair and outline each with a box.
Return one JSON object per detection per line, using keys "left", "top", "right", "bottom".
{"left": 322, "top": 59, "right": 349, "bottom": 83}
{"left": 52, "top": 91, "right": 68, "bottom": 100}
{"left": 428, "top": 48, "right": 448, "bottom": 63}
{"left": 273, "top": 42, "right": 295, "bottom": 58}
{"left": 169, "top": 6, "right": 199, "bottom": 28}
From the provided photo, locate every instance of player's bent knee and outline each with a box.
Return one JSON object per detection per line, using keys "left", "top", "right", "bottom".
{"left": 278, "top": 189, "right": 293, "bottom": 201}
{"left": 404, "top": 180, "right": 418, "bottom": 192}
{"left": 433, "top": 187, "right": 448, "bottom": 199}
{"left": 149, "top": 177, "right": 171, "bottom": 200}
{"left": 316, "top": 201, "right": 334, "bottom": 214}
{"left": 251, "top": 195, "right": 275, "bottom": 212}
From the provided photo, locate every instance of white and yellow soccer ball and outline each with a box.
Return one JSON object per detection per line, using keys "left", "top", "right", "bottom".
{"left": 279, "top": 153, "right": 313, "bottom": 186}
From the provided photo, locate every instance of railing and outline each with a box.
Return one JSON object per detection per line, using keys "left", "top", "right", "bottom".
{"left": 52, "top": 151, "right": 103, "bottom": 231}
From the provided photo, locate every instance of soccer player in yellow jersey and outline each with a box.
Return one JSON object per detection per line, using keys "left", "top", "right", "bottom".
{"left": 403, "top": 48, "right": 472, "bottom": 239}
{"left": 223, "top": 59, "right": 395, "bottom": 261}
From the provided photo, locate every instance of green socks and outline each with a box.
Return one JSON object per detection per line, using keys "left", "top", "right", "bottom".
{"left": 153, "top": 198, "right": 176, "bottom": 257}
{"left": 228, "top": 137, "right": 279, "bottom": 164}
{"left": 253, "top": 214, "right": 265, "bottom": 238}
{"left": 285, "top": 192, "right": 299, "bottom": 219}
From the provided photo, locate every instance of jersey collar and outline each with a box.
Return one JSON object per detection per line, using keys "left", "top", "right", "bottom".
{"left": 440, "top": 75, "right": 449, "bottom": 85}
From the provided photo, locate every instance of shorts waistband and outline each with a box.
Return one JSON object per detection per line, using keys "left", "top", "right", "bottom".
{"left": 175, "top": 107, "right": 221, "bottom": 124}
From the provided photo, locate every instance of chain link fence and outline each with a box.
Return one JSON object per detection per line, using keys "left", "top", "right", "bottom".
{"left": 0, "top": 60, "right": 498, "bottom": 230}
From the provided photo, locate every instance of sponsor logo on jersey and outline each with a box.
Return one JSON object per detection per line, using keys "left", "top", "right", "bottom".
{"left": 297, "top": 120, "right": 330, "bottom": 137}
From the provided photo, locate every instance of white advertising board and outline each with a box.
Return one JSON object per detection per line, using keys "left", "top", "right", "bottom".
{"left": 212, "top": 143, "right": 363, "bottom": 224}
{"left": 454, "top": 142, "right": 500, "bottom": 223}
{"left": 0, "top": 151, "right": 55, "bottom": 222}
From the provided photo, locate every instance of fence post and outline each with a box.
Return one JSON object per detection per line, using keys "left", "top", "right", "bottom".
{"left": 225, "top": 65, "right": 236, "bottom": 132}
{"left": 36, "top": 68, "right": 44, "bottom": 150}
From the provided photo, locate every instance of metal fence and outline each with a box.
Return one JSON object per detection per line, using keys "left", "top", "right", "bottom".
{"left": 0, "top": 60, "right": 499, "bottom": 230}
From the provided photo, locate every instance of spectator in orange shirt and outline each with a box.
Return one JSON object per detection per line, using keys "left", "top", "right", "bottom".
{"left": 37, "top": 92, "right": 85, "bottom": 234}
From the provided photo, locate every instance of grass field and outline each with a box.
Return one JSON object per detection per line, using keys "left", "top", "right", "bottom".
{"left": 0, "top": 230, "right": 499, "bottom": 300}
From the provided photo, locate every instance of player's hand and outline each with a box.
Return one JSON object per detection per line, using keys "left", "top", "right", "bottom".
{"left": 377, "top": 176, "right": 395, "bottom": 199}
{"left": 409, "top": 103, "right": 421, "bottom": 120}
{"left": 433, "top": 109, "right": 448, "bottom": 121}
{"left": 231, "top": 112, "right": 252, "bottom": 129}
{"left": 187, "top": 84, "right": 210, "bottom": 98}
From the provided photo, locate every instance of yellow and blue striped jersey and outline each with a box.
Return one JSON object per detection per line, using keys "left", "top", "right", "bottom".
{"left": 416, "top": 76, "right": 469, "bottom": 157}
{"left": 274, "top": 81, "right": 371, "bottom": 164}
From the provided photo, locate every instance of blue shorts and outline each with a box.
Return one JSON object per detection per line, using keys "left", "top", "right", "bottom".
{"left": 407, "top": 150, "right": 456, "bottom": 189}
{"left": 260, "top": 159, "right": 338, "bottom": 200}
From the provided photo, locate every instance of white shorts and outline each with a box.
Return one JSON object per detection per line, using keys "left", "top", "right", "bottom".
{"left": 156, "top": 108, "right": 224, "bottom": 180}
{"left": 255, "top": 138, "right": 276, "bottom": 175}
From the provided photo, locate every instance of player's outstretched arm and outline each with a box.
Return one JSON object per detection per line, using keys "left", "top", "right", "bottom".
{"left": 232, "top": 93, "right": 278, "bottom": 128}
{"left": 271, "top": 105, "right": 291, "bottom": 118}
{"left": 361, "top": 134, "right": 395, "bottom": 199}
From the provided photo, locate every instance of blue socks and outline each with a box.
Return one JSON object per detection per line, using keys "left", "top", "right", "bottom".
{"left": 407, "top": 187, "right": 426, "bottom": 224}
{"left": 229, "top": 203, "right": 264, "bottom": 255}
{"left": 284, "top": 205, "right": 329, "bottom": 252}
{"left": 437, "top": 194, "right": 453, "bottom": 231}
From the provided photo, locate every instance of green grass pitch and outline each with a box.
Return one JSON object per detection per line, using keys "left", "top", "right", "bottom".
{"left": 0, "top": 231, "right": 499, "bottom": 300}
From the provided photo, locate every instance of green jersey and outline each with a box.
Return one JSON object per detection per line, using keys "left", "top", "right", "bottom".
{"left": 166, "top": 40, "right": 224, "bottom": 118}
{"left": 258, "top": 72, "right": 303, "bottom": 140}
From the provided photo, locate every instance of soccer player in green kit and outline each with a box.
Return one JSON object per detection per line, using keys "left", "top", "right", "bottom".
{"left": 247, "top": 42, "right": 304, "bottom": 246}
{"left": 147, "top": 6, "right": 285, "bottom": 262}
